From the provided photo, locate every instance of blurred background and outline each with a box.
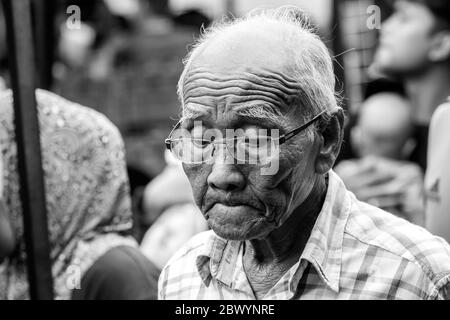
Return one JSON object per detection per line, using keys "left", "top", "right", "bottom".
{"left": 0, "top": 0, "right": 402, "bottom": 241}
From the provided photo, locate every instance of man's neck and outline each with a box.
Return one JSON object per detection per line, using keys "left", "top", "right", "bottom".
{"left": 242, "top": 175, "right": 328, "bottom": 298}
{"left": 404, "top": 65, "right": 450, "bottom": 125}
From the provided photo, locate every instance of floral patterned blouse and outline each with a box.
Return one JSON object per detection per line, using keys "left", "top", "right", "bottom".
{"left": 0, "top": 89, "right": 137, "bottom": 299}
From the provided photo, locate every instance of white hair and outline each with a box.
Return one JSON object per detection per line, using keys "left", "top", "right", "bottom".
{"left": 177, "top": 6, "right": 342, "bottom": 124}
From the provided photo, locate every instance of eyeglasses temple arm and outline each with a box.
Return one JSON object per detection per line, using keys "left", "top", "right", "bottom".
{"left": 165, "top": 119, "right": 183, "bottom": 149}
{"left": 279, "top": 110, "right": 326, "bottom": 144}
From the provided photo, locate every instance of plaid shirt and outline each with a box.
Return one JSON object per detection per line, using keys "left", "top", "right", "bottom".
{"left": 158, "top": 171, "right": 450, "bottom": 300}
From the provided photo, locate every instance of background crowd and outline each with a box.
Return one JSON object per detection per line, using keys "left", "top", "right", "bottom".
{"left": 0, "top": 0, "right": 449, "bottom": 299}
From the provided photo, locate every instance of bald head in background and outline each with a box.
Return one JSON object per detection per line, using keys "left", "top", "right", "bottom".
{"left": 352, "top": 93, "right": 414, "bottom": 160}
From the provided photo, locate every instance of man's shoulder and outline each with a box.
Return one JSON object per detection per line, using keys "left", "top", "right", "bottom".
{"left": 346, "top": 197, "right": 450, "bottom": 287}
{"left": 158, "top": 231, "right": 216, "bottom": 299}
{"left": 161, "top": 230, "right": 216, "bottom": 274}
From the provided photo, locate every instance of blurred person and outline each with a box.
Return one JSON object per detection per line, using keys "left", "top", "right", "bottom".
{"left": 372, "top": 0, "right": 450, "bottom": 171}
{"left": 0, "top": 89, "right": 157, "bottom": 299}
{"left": 71, "top": 244, "right": 160, "bottom": 300}
{"left": 425, "top": 99, "right": 450, "bottom": 243}
{"left": 0, "top": 154, "right": 14, "bottom": 262}
{"left": 139, "top": 150, "right": 208, "bottom": 268}
{"left": 335, "top": 93, "right": 425, "bottom": 225}
{"left": 140, "top": 203, "right": 208, "bottom": 271}
{"left": 58, "top": 22, "right": 96, "bottom": 70}
{"left": 345, "top": 0, "right": 450, "bottom": 229}
{"left": 56, "top": 0, "right": 142, "bottom": 81}
{"left": 140, "top": 150, "right": 196, "bottom": 230}
{"left": 159, "top": 7, "right": 450, "bottom": 300}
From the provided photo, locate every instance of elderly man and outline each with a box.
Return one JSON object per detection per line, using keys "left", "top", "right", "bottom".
{"left": 158, "top": 8, "right": 450, "bottom": 300}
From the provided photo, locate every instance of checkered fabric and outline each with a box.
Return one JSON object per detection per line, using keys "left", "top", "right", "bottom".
{"left": 158, "top": 170, "right": 450, "bottom": 300}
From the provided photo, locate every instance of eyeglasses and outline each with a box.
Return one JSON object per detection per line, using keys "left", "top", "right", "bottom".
{"left": 165, "top": 110, "right": 325, "bottom": 165}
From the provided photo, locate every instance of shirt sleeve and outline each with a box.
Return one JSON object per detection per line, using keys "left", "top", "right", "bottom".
{"left": 158, "top": 266, "right": 168, "bottom": 300}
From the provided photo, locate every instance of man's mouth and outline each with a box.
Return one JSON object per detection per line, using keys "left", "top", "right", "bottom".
{"left": 210, "top": 201, "right": 258, "bottom": 211}
{"left": 203, "top": 199, "right": 277, "bottom": 222}
{"left": 207, "top": 203, "right": 258, "bottom": 217}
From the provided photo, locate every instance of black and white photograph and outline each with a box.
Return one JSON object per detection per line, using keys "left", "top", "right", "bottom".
{"left": 0, "top": 0, "right": 450, "bottom": 307}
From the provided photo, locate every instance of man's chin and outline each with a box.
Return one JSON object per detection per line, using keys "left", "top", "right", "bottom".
{"left": 209, "top": 224, "right": 270, "bottom": 241}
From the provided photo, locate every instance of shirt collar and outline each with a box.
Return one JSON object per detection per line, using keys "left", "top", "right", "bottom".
{"left": 195, "top": 170, "right": 352, "bottom": 293}
{"left": 295, "top": 170, "right": 352, "bottom": 292}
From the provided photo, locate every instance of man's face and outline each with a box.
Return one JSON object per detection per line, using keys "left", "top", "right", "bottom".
{"left": 374, "top": 1, "right": 437, "bottom": 76}
{"left": 179, "top": 28, "right": 320, "bottom": 241}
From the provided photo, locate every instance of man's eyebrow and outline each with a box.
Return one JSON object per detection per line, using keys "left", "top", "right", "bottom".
{"left": 234, "top": 104, "right": 286, "bottom": 128}
{"left": 181, "top": 106, "right": 212, "bottom": 122}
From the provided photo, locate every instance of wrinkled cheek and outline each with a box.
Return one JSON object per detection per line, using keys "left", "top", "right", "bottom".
{"left": 247, "top": 151, "right": 293, "bottom": 187}
{"left": 254, "top": 148, "right": 313, "bottom": 226}
{"left": 245, "top": 164, "right": 295, "bottom": 224}
{"left": 182, "top": 164, "right": 210, "bottom": 210}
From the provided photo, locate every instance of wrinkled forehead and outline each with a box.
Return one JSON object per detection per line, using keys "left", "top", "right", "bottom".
{"left": 181, "top": 28, "right": 303, "bottom": 126}
{"left": 181, "top": 67, "right": 301, "bottom": 128}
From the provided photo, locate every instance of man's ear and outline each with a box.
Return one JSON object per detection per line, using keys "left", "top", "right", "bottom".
{"left": 315, "top": 108, "right": 345, "bottom": 174}
{"left": 429, "top": 31, "right": 450, "bottom": 62}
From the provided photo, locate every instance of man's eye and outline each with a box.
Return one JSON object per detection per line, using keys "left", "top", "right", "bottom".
{"left": 192, "top": 139, "right": 210, "bottom": 148}
{"left": 190, "top": 126, "right": 206, "bottom": 138}
{"left": 247, "top": 140, "right": 261, "bottom": 148}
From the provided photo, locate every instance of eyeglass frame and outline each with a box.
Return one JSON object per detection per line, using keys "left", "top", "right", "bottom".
{"left": 164, "top": 109, "right": 326, "bottom": 162}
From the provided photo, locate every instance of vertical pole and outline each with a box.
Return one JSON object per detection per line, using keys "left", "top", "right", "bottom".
{"left": 33, "top": 0, "right": 55, "bottom": 90}
{"left": 2, "top": 0, "right": 54, "bottom": 300}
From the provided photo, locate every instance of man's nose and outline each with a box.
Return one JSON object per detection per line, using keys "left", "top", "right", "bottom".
{"left": 207, "top": 164, "right": 246, "bottom": 192}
